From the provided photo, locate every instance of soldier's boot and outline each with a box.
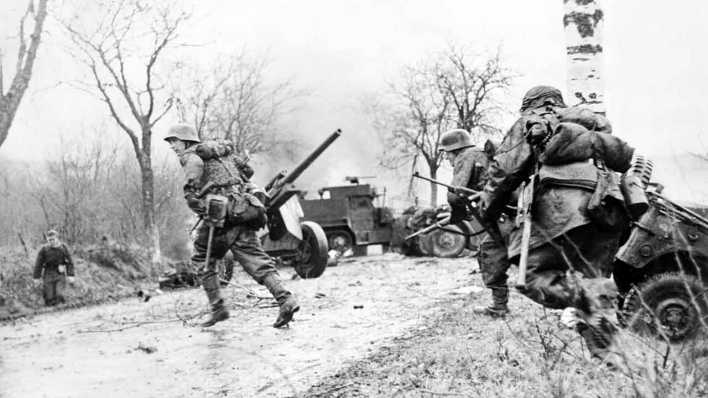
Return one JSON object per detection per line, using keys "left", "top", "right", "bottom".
{"left": 473, "top": 287, "right": 509, "bottom": 318}
{"left": 263, "top": 273, "right": 300, "bottom": 328}
{"left": 200, "top": 274, "right": 230, "bottom": 327}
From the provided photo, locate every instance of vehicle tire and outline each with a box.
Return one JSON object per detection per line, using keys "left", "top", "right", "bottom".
{"left": 218, "top": 251, "right": 235, "bottom": 286}
{"left": 294, "top": 221, "right": 329, "bottom": 279}
{"left": 621, "top": 272, "right": 707, "bottom": 342}
{"left": 327, "top": 229, "right": 354, "bottom": 256}
{"left": 430, "top": 224, "right": 467, "bottom": 258}
{"left": 417, "top": 232, "right": 434, "bottom": 257}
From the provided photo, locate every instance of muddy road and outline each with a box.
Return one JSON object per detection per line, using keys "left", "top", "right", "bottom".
{"left": 0, "top": 254, "right": 480, "bottom": 398}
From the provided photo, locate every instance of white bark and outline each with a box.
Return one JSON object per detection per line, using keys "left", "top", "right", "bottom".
{"left": 563, "top": 0, "right": 605, "bottom": 113}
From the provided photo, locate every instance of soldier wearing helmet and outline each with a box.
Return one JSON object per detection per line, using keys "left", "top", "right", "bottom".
{"left": 478, "top": 85, "right": 636, "bottom": 360}
{"left": 165, "top": 123, "right": 299, "bottom": 328}
{"left": 439, "top": 128, "right": 512, "bottom": 317}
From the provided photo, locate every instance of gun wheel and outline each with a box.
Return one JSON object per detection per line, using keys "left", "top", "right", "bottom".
{"left": 294, "top": 221, "right": 329, "bottom": 279}
{"left": 621, "top": 272, "right": 708, "bottom": 342}
{"left": 430, "top": 225, "right": 467, "bottom": 258}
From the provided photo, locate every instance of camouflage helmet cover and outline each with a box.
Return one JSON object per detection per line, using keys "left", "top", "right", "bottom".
{"left": 439, "top": 128, "right": 474, "bottom": 152}
{"left": 164, "top": 123, "right": 200, "bottom": 143}
{"left": 520, "top": 85, "right": 566, "bottom": 112}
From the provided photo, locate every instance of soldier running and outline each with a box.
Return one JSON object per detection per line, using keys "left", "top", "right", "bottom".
{"left": 478, "top": 86, "right": 636, "bottom": 359}
{"left": 439, "top": 128, "right": 513, "bottom": 317}
{"left": 165, "top": 124, "right": 300, "bottom": 328}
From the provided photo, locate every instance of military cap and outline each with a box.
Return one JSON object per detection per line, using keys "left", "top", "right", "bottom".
{"left": 164, "top": 124, "right": 200, "bottom": 143}
{"left": 439, "top": 128, "right": 474, "bottom": 152}
{"left": 520, "top": 85, "right": 566, "bottom": 112}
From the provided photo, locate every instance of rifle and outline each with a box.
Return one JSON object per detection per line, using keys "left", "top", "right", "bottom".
{"left": 412, "top": 172, "right": 480, "bottom": 198}
{"left": 411, "top": 173, "right": 504, "bottom": 244}
{"left": 404, "top": 216, "right": 450, "bottom": 241}
{"left": 515, "top": 166, "right": 537, "bottom": 290}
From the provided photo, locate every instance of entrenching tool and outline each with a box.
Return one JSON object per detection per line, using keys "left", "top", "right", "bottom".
{"left": 203, "top": 194, "right": 229, "bottom": 269}
{"left": 514, "top": 167, "right": 536, "bottom": 290}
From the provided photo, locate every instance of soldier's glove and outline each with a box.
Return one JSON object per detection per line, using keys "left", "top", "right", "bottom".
{"left": 185, "top": 194, "right": 206, "bottom": 215}
{"left": 245, "top": 208, "right": 268, "bottom": 229}
{"left": 447, "top": 191, "right": 467, "bottom": 224}
{"left": 525, "top": 116, "right": 551, "bottom": 146}
{"left": 67, "top": 276, "right": 76, "bottom": 284}
{"left": 477, "top": 191, "right": 495, "bottom": 223}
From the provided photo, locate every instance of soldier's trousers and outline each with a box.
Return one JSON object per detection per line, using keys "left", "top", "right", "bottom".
{"left": 42, "top": 271, "right": 66, "bottom": 306}
{"left": 192, "top": 222, "right": 280, "bottom": 284}
{"left": 478, "top": 237, "right": 511, "bottom": 298}
{"left": 521, "top": 223, "right": 621, "bottom": 312}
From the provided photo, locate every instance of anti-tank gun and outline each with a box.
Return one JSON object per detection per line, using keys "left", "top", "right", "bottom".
{"left": 259, "top": 129, "right": 342, "bottom": 278}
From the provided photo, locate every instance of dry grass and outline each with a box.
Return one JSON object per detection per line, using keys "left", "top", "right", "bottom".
{"left": 0, "top": 244, "right": 168, "bottom": 319}
{"left": 302, "top": 289, "right": 708, "bottom": 398}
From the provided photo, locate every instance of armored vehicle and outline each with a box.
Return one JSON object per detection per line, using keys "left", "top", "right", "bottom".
{"left": 615, "top": 183, "right": 708, "bottom": 342}
{"left": 300, "top": 181, "right": 395, "bottom": 256}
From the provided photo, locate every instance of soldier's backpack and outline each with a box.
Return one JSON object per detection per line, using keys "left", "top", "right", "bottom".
{"left": 528, "top": 107, "right": 632, "bottom": 231}
{"left": 194, "top": 140, "right": 266, "bottom": 229}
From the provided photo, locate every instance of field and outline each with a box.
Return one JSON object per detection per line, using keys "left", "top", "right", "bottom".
{"left": 1, "top": 254, "right": 706, "bottom": 398}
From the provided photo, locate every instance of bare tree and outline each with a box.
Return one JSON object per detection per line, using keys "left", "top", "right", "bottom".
{"left": 0, "top": 0, "right": 49, "bottom": 148}
{"left": 62, "top": 0, "right": 188, "bottom": 260}
{"left": 173, "top": 53, "right": 302, "bottom": 156}
{"left": 434, "top": 47, "right": 512, "bottom": 134}
{"left": 370, "top": 47, "right": 512, "bottom": 205}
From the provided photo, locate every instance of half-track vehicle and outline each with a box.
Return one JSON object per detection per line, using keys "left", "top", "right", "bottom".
{"left": 300, "top": 179, "right": 394, "bottom": 256}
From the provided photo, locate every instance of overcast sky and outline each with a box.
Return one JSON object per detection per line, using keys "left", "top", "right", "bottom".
{"left": 2, "top": 0, "right": 708, "bottom": 203}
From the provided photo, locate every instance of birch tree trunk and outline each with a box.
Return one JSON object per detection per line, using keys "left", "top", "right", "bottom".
{"left": 563, "top": 0, "right": 605, "bottom": 114}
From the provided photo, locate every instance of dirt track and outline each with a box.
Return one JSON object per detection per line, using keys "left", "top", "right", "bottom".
{"left": 0, "top": 254, "right": 480, "bottom": 398}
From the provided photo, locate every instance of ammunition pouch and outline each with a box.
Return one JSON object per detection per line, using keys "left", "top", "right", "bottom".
{"left": 587, "top": 163, "right": 628, "bottom": 232}
{"left": 226, "top": 191, "right": 267, "bottom": 229}
{"left": 539, "top": 160, "right": 628, "bottom": 232}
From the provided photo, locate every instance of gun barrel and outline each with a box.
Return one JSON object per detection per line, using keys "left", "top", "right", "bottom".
{"left": 283, "top": 129, "right": 342, "bottom": 186}
{"left": 266, "top": 129, "right": 342, "bottom": 208}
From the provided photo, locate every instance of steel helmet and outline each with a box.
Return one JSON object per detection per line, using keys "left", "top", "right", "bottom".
{"left": 439, "top": 128, "right": 474, "bottom": 152}
{"left": 164, "top": 123, "right": 200, "bottom": 143}
{"left": 520, "top": 85, "right": 566, "bottom": 112}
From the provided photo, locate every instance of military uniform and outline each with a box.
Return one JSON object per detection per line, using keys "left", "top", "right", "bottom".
{"left": 441, "top": 129, "right": 513, "bottom": 317}
{"left": 33, "top": 243, "right": 74, "bottom": 306}
{"left": 167, "top": 124, "right": 299, "bottom": 328}
{"left": 479, "top": 86, "right": 635, "bottom": 358}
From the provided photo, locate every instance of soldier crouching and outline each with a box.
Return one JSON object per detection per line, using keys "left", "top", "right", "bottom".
{"left": 439, "top": 128, "right": 512, "bottom": 317}
{"left": 479, "top": 86, "right": 636, "bottom": 360}
{"left": 165, "top": 124, "right": 299, "bottom": 328}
